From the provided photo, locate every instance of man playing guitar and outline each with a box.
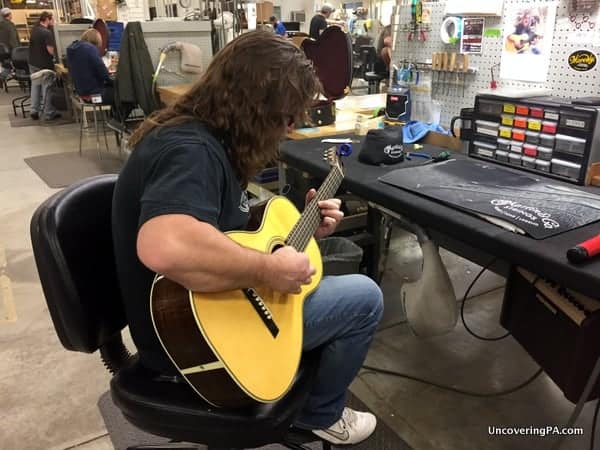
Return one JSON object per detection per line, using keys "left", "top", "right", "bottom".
{"left": 112, "top": 32, "right": 383, "bottom": 446}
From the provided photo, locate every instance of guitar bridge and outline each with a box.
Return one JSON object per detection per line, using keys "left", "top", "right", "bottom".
{"left": 243, "top": 288, "right": 279, "bottom": 338}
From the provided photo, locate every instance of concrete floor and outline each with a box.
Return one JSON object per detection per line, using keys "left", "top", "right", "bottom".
{"left": 0, "top": 89, "right": 597, "bottom": 450}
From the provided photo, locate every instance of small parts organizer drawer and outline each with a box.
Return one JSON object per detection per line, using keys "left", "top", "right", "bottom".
{"left": 512, "top": 129, "right": 526, "bottom": 141}
{"left": 552, "top": 159, "right": 582, "bottom": 180}
{"left": 478, "top": 99, "right": 503, "bottom": 116}
{"left": 474, "top": 120, "right": 499, "bottom": 137}
{"left": 542, "top": 121, "right": 558, "bottom": 134}
{"left": 560, "top": 111, "right": 593, "bottom": 131}
{"left": 473, "top": 141, "right": 496, "bottom": 158}
{"left": 555, "top": 134, "right": 586, "bottom": 156}
{"left": 514, "top": 116, "right": 528, "bottom": 128}
{"left": 471, "top": 94, "right": 599, "bottom": 185}
{"left": 523, "top": 144, "right": 537, "bottom": 157}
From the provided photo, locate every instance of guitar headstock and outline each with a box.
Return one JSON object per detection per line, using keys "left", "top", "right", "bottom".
{"left": 323, "top": 146, "right": 345, "bottom": 174}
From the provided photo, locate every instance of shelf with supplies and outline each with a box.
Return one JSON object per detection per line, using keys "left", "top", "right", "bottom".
{"left": 469, "top": 94, "right": 600, "bottom": 186}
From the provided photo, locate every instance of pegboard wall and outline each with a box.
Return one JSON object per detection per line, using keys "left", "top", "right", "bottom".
{"left": 393, "top": 0, "right": 600, "bottom": 126}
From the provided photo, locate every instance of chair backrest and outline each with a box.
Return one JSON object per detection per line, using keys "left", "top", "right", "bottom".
{"left": 30, "top": 174, "right": 127, "bottom": 354}
{"left": 359, "top": 45, "right": 377, "bottom": 70}
{"left": 11, "top": 46, "right": 29, "bottom": 72}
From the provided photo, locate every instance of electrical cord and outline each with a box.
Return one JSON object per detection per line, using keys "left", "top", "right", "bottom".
{"left": 591, "top": 399, "right": 600, "bottom": 450}
{"left": 460, "top": 258, "right": 511, "bottom": 341}
{"left": 365, "top": 259, "right": 545, "bottom": 398}
{"left": 374, "top": 257, "right": 600, "bottom": 448}
{"left": 550, "top": 356, "right": 600, "bottom": 450}
{"left": 360, "top": 364, "right": 543, "bottom": 398}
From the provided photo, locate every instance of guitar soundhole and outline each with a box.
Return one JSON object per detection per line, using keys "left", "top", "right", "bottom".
{"left": 271, "top": 243, "right": 284, "bottom": 253}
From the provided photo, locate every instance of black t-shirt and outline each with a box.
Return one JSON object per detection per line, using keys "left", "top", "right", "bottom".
{"left": 112, "top": 121, "right": 250, "bottom": 374}
{"left": 28, "top": 25, "right": 54, "bottom": 70}
{"left": 309, "top": 14, "right": 328, "bottom": 40}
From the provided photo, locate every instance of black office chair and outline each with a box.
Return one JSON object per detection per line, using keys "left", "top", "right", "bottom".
{"left": 11, "top": 46, "right": 31, "bottom": 117}
{"left": 358, "top": 46, "right": 386, "bottom": 95}
{"left": 30, "top": 174, "right": 331, "bottom": 450}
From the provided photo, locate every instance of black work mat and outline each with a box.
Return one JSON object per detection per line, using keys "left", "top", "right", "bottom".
{"left": 379, "top": 158, "right": 600, "bottom": 239}
{"left": 98, "top": 390, "right": 411, "bottom": 450}
{"left": 24, "top": 150, "right": 123, "bottom": 188}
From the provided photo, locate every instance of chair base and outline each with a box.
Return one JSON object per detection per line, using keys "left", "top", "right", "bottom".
{"left": 12, "top": 94, "right": 30, "bottom": 117}
{"left": 123, "top": 431, "right": 333, "bottom": 450}
{"left": 76, "top": 98, "right": 112, "bottom": 158}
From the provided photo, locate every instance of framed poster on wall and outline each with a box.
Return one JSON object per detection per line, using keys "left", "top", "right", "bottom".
{"left": 500, "top": 1, "right": 558, "bottom": 82}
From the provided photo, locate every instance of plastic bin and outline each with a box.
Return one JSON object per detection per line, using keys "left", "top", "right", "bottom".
{"left": 318, "top": 237, "right": 363, "bottom": 276}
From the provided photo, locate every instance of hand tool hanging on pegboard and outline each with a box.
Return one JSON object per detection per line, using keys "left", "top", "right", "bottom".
{"left": 408, "top": 0, "right": 427, "bottom": 41}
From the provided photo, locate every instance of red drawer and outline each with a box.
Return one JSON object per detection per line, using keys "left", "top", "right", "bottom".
{"left": 530, "top": 107, "right": 544, "bottom": 118}
{"left": 512, "top": 130, "right": 526, "bottom": 141}
{"left": 514, "top": 116, "right": 528, "bottom": 128}
{"left": 516, "top": 105, "right": 529, "bottom": 116}
{"left": 542, "top": 121, "right": 558, "bottom": 134}
{"left": 523, "top": 144, "right": 537, "bottom": 157}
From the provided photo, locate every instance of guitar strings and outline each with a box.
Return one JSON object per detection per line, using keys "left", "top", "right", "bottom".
{"left": 287, "top": 167, "right": 343, "bottom": 251}
{"left": 288, "top": 167, "right": 341, "bottom": 249}
{"left": 287, "top": 172, "right": 339, "bottom": 249}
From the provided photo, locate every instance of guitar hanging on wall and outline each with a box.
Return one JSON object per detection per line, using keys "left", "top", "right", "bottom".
{"left": 150, "top": 147, "right": 345, "bottom": 408}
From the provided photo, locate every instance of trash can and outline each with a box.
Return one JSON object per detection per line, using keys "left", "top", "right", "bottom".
{"left": 318, "top": 237, "right": 364, "bottom": 276}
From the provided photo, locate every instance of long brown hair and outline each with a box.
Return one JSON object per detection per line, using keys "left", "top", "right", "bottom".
{"left": 80, "top": 28, "right": 102, "bottom": 48}
{"left": 129, "top": 31, "right": 320, "bottom": 186}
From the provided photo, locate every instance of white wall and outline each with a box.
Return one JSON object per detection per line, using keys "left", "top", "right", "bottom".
{"left": 273, "top": 0, "right": 309, "bottom": 21}
{"left": 272, "top": 0, "right": 314, "bottom": 33}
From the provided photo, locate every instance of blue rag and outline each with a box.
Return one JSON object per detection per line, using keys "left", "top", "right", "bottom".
{"left": 402, "top": 121, "right": 450, "bottom": 144}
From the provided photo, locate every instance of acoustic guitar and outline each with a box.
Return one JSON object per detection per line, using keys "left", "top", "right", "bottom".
{"left": 150, "top": 148, "right": 345, "bottom": 408}
{"left": 505, "top": 33, "right": 540, "bottom": 54}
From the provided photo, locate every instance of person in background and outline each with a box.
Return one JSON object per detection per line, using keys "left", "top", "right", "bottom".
{"left": 112, "top": 31, "right": 383, "bottom": 447}
{"left": 349, "top": 7, "right": 368, "bottom": 38}
{"left": 0, "top": 8, "right": 18, "bottom": 53}
{"left": 28, "top": 11, "right": 59, "bottom": 120}
{"left": 67, "top": 28, "right": 114, "bottom": 105}
{"left": 309, "top": 4, "right": 334, "bottom": 40}
{"left": 375, "top": 23, "right": 393, "bottom": 71}
{"left": 269, "top": 15, "right": 287, "bottom": 37}
{"left": 0, "top": 7, "right": 18, "bottom": 82}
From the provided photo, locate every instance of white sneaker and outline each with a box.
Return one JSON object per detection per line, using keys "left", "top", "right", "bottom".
{"left": 312, "top": 407, "right": 377, "bottom": 445}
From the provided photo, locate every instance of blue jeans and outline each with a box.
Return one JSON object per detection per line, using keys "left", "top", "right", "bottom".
{"left": 29, "top": 65, "right": 56, "bottom": 119}
{"left": 0, "top": 66, "right": 10, "bottom": 81}
{"left": 295, "top": 274, "right": 384, "bottom": 429}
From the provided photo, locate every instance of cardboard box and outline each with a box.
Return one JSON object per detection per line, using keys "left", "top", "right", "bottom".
{"left": 256, "top": 2, "right": 274, "bottom": 22}
{"left": 421, "top": 131, "right": 463, "bottom": 152}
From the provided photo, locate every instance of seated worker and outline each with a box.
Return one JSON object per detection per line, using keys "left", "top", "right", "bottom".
{"left": 269, "top": 15, "right": 287, "bottom": 37}
{"left": 66, "top": 28, "right": 113, "bottom": 104}
{"left": 375, "top": 23, "right": 392, "bottom": 71}
{"left": 112, "top": 31, "right": 383, "bottom": 446}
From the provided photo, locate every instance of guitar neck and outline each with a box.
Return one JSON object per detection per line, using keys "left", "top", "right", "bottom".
{"left": 286, "top": 166, "right": 344, "bottom": 251}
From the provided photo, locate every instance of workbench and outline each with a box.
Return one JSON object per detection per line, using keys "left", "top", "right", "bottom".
{"left": 280, "top": 135, "right": 600, "bottom": 298}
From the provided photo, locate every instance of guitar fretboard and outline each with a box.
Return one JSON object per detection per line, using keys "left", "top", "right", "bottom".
{"left": 286, "top": 166, "right": 344, "bottom": 251}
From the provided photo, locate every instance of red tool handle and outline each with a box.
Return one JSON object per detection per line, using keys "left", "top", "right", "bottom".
{"left": 567, "top": 234, "right": 600, "bottom": 263}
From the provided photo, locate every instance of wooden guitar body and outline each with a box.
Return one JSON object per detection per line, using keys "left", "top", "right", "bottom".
{"left": 150, "top": 196, "right": 323, "bottom": 408}
{"left": 505, "top": 33, "right": 531, "bottom": 53}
